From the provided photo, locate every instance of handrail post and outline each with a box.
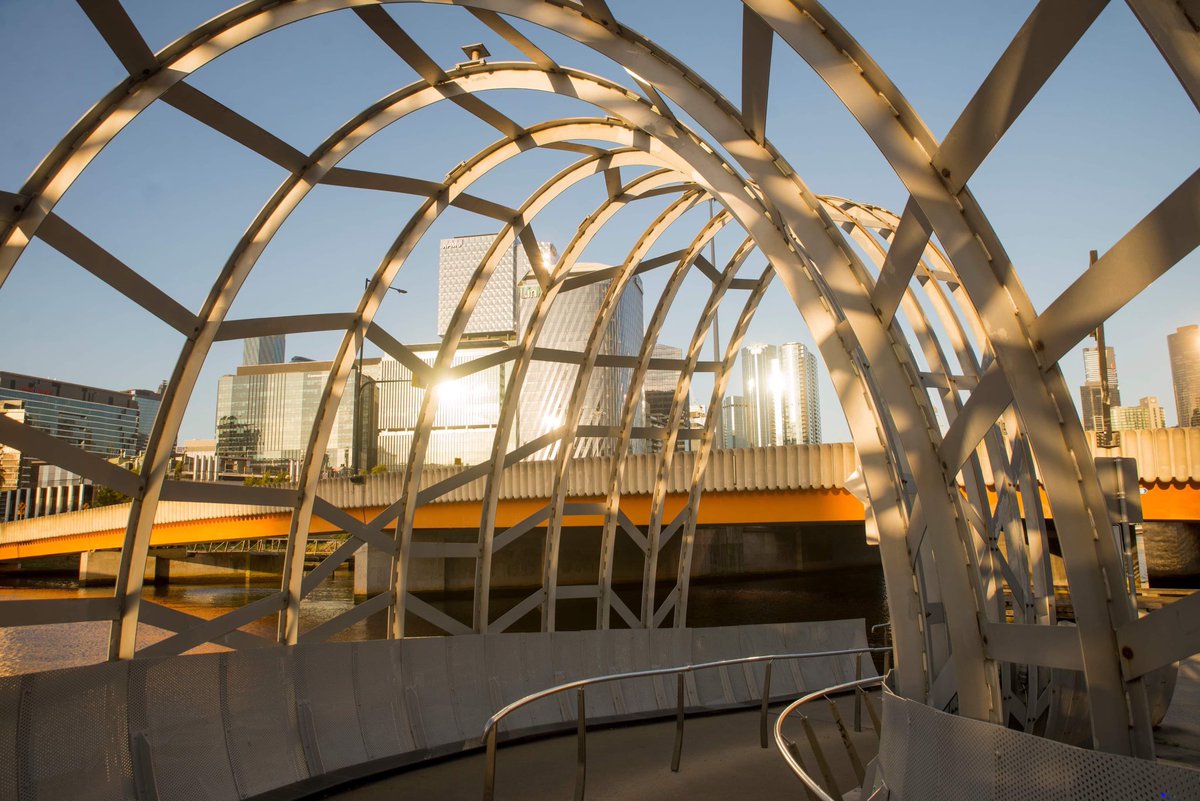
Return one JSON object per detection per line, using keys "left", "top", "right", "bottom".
{"left": 800, "top": 713, "right": 839, "bottom": 796}
{"left": 853, "top": 653, "right": 862, "bottom": 732}
{"left": 759, "top": 659, "right": 773, "bottom": 749}
{"left": 575, "top": 687, "right": 587, "bottom": 801}
{"left": 482, "top": 726, "right": 497, "bottom": 801}
{"left": 670, "top": 672, "right": 686, "bottom": 772}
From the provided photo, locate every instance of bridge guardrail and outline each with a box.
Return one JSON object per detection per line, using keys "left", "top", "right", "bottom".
{"left": 480, "top": 645, "right": 890, "bottom": 801}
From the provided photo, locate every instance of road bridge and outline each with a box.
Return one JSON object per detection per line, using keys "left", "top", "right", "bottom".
{"left": 3, "top": 435, "right": 1197, "bottom": 562}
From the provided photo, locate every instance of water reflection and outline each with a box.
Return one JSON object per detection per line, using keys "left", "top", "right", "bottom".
{"left": 0, "top": 565, "right": 886, "bottom": 676}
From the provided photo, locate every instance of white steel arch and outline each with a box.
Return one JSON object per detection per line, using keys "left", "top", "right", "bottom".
{"left": 0, "top": 0, "right": 1195, "bottom": 762}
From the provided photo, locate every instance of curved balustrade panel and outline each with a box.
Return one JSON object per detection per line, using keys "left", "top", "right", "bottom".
{"left": 876, "top": 690, "right": 1200, "bottom": 800}
{"left": 0, "top": 620, "right": 866, "bottom": 801}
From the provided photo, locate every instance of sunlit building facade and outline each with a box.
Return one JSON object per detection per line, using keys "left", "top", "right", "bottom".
{"left": 644, "top": 344, "right": 688, "bottom": 452}
{"left": 1111, "top": 396, "right": 1167, "bottom": 431}
{"left": 438, "top": 234, "right": 558, "bottom": 338}
{"left": 517, "top": 264, "right": 644, "bottom": 458}
{"left": 1169, "top": 324, "right": 1200, "bottom": 427}
{"left": 0, "top": 372, "right": 159, "bottom": 520}
{"left": 374, "top": 342, "right": 514, "bottom": 468}
{"left": 215, "top": 360, "right": 374, "bottom": 476}
{"left": 721, "top": 395, "right": 751, "bottom": 449}
{"left": 243, "top": 335, "right": 285, "bottom": 366}
{"left": 1079, "top": 346, "right": 1121, "bottom": 432}
{"left": 740, "top": 342, "right": 821, "bottom": 446}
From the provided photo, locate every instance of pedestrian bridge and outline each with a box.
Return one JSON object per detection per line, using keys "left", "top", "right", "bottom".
{"left": 2, "top": 0, "right": 1199, "bottom": 792}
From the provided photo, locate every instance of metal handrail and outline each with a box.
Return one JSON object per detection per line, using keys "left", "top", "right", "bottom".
{"left": 481, "top": 644, "right": 891, "bottom": 801}
{"left": 772, "top": 675, "right": 887, "bottom": 801}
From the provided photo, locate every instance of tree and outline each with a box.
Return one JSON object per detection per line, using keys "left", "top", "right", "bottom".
{"left": 91, "top": 485, "right": 129, "bottom": 507}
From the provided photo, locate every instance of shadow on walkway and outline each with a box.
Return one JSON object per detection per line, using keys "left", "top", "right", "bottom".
{"left": 322, "top": 699, "right": 876, "bottom": 801}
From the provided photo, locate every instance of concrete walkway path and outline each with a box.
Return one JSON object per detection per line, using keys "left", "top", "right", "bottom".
{"left": 323, "top": 699, "right": 876, "bottom": 801}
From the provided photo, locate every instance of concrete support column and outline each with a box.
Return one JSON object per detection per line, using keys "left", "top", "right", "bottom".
{"left": 80, "top": 551, "right": 123, "bottom": 585}
{"left": 81, "top": 551, "right": 155, "bottom": 585}
{"left": 354, "top": 544, "right": 393, "bottom": 598}
{"left": 153, "top": 556, "right": 170, "bottom": 587}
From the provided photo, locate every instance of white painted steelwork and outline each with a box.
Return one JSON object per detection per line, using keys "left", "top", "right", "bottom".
{"left": 0, "top": 0, "right": 1196, "bottom": 761}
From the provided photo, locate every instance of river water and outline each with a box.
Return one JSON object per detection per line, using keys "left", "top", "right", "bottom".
{"left": 0, "top": 566, "right": 887, "bottom": 676}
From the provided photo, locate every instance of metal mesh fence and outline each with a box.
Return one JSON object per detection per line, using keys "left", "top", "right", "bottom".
{"left": 878, "top": 691, "right": 1200, "bottom": 800}
{"left": 2, "top": 621, "right": 893, "bottom": 800}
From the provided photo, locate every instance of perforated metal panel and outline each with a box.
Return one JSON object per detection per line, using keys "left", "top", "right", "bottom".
{"left": 351, "top": 641, "right": 411, "bottom": 760}
{"left": 135, "top": 654, "right": 238, "bottom": 801}
{"left": 400, "top": 637, "right": 462, "bottom": 747}
{"left": 484, "top": 633, "right": 556, "bottom": 733}
{"left": 21, "top": 662, "right": 132, "bottom": 801}
{"left": 648, "top": 627, "right": 697, "bottom": 708}
{"left": 606, "top": 629, "right": 658, "bottom": 717}
{"left": 220, "top": 650, "right": 308, "bottom": 797}
{"left": 877, "top": 692, "right": 1200, "bottom": 800}
{"left": 295, "top": 644, "right": 369, "bottom": 773}
{"left": 551, "top": 630, "right": 617, "bottom": 721}
{"left": 444, "top": 636, "right": 490, "bottom": 740}
{"left": 0, "top": 621, "right": 874, "bottom": 799}
{"left": 691, "top": 627, "right": 745, "bottom": 706}
{"left": 0, "top": 674, "right": 21, "bottom": 800}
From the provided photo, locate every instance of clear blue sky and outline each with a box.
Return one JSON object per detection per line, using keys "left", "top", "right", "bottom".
{"left": 0, "top": 0, "right": 1195, "bottom": 442}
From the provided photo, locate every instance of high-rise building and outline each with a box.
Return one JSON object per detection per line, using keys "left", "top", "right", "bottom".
{"left": 1083, "top": 346, "right": 1119, "bottom": 386}
{"left": 644, "top": 344, "right": 688, "bottom": 452}
{"left": 438, "top": 234, "right": 558, "bottom": 338}
{"left": 1169, "top": 324, "right": 1200, "bottom": 427}
{"left": 0, "top": 372, "right": 161, "bottom": 520}
{"left": 740, "top": 342, "right": 821, "bottom": 446}
{"left": 1079, "top": 345, "right": 1121, "bottom": 432}
{"left": 721, "top": 395, "right": 751, "bottom": 449}
{"left": 215, "top": 360, "right": 374, "bottom": 477}
{"left": 243, "top": 335, "right": 285, "bottom": 366}
{"left": 517, "top": 263, "right": 644, "bottom": 458}
{"left": 374, "top": 341, "right": 515, "bottom": 468}
{"left": 127, "top": 383, "right": 166, "bottom": 450}
{"left": 1111, "top": 396, "right": 1167, "bottom": 431}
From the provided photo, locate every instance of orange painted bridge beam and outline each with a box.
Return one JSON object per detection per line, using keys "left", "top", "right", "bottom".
{"left": 0, "top": 488, "right": 863, "bottom": 560}
{"left": 2, "top": 483, "right": 1196, "bottom": 561}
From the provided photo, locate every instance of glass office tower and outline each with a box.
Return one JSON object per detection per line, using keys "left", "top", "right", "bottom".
{"left": 740, "top": 342, "right": 821, "bottom": 446}
{"left": 1169, "top": 324, "right": 1200, "bottom": 427}
{"left": 215, "top": 361, "right": 372, "bottom": 476}
{"left": 517, "top": 263, "right": 644, "bottom": 458}
{"left": 374, "top": 342, "right": 514, "bottom": 468}
{"left": 438, "top": 234, "right": 558, "bottom": 338}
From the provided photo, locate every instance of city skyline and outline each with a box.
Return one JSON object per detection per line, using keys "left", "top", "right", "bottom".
{"left": 0, "top": 1, "right": 1195, "bottom": 443}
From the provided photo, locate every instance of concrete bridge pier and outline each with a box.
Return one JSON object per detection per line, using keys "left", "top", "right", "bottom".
{"left": 79, "top": 550, "right": 157, "bottom": 586}
{"left": 79, "top": 549, "right": 284, "bottom": 585}
{"left": 354, "top": 544, "right": 392, "bottom": 598}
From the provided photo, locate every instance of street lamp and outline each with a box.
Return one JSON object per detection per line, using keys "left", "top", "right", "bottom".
{"left": 353, "top": 280, "right": 407, "bottom": 479}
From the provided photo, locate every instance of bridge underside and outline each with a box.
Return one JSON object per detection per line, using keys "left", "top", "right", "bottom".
{"left": 0, "top": 0, "right": 1197, "bottom": 763}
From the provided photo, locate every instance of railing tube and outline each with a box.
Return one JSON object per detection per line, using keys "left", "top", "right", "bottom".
{"left": 759, "top": 659, "right": 773, "bottom": 748}
{"left": 481, "top": 645, "right": 889, "bottom": 801}
{"left": 575, "top": 687, "right": 587, "bottom": 801}
{"left": 671, "top": 672, "right": 686, "bottom": 772}
{"left": 482, "top": 725, "right": 497, "bottom": 801}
